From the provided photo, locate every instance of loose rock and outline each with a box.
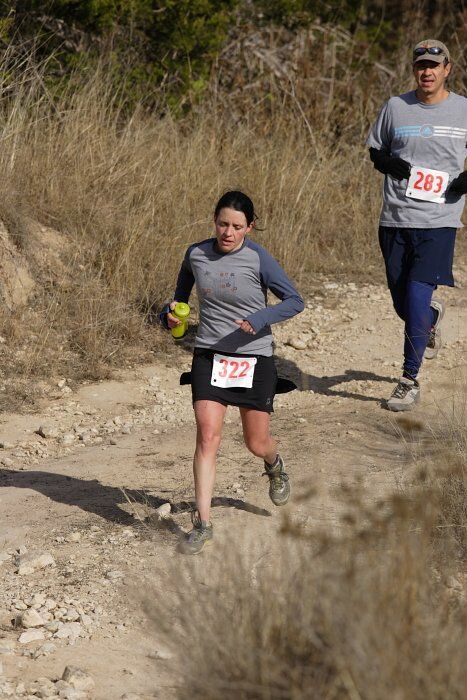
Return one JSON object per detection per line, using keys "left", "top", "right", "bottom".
{"left": 20, "top": 608, "right": 45, "bottom": 628}
{"left": 155, "top": 503, "right": 171, "bottom": 518}
{"left": 105, "top": 570, "right": 124, "bottom": 581}
{"left": 54, "top": 622, "right": 82, "bottom": 640}
{"left": 33, "top": 642, "right": 57, "bottom": 659}
{"left": 66, "top": 532, "right": 81, "bottom": 543}
{"left": 59, "top": 688, "right": 89, "bottom": 699}
{"left": 28, "top": 677, "right": 56, "bottom": 697}
{"left": 16, "top": 552, "right": 55, "bottom": 576}
{"left": 62, "top": 666, "right": 95, "bottom": 692}
{"left": 0, "top": 639, "right": 16, "bottom": 655}
{"left": 286, "top": 337, "right": 308, "bottom": 350}
{"left": 149, "top": 647, "right": 173, "bottom": 660}
{"left": 36, "top": 425, "right": 60, "bottom": 439}
{"left": 61, "top": 433, "right": 76, "bottom": 446}
{"left": 18, "top": 628, "right": 45, "bottom": 644}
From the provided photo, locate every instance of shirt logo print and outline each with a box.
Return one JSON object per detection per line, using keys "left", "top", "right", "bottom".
{"left": 420, "top": 124, "right": 434, "bottom": 138}
{"left": 215, "top": 271, "right": 238, "bottom": 298}
{"left": 394, "top": 124, "right": 466, "bottom": 140}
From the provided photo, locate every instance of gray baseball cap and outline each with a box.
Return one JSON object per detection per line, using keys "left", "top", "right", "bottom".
{"left": 413, "top": 39, "right": 450, "bottom": 64}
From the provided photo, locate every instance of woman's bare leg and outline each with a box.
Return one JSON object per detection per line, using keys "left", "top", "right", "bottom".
{"left": 240, "top": 408, "right": 277, "bottom": 463}
{"left": 240, "top": 407, "right": 290, "bottom": 506}
{"left": 193, "top": 400, "right": 227, "bottom": 522}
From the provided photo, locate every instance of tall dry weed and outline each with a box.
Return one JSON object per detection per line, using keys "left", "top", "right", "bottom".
{"left": 0, "top": 31, "right": 464, "bottom": 386}
{"left": 145, "top": 405, "right": 466, "bottom": 700}
{"left": 0, "top": 54, "right": 384, "bottom": 385}
{"left": 397, "top": 388, "right": 467, "bottom": 562}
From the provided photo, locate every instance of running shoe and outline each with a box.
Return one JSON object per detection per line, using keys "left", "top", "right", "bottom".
{"left": 386, "top": 377, "right": 420, "bottom": 412}
{"left": 424, "top": 299, "right": 445, "bottom": 360}
{"left": 263, "top": 454, "right": 290, "bottom": 506}
{"left": 178, "top": 510, "right": 213, "bottom": 555}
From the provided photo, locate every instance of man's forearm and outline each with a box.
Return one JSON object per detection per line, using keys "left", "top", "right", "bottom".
{"left": 369, "top": 147, "right": 411, "bottom": 180}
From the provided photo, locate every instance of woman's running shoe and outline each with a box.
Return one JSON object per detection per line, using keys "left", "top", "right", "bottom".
{"left": 263, "top": 454, "right": 290, "bottom": 505}
{"left": 178, "top": 510, "right": 213, "bottom": 555}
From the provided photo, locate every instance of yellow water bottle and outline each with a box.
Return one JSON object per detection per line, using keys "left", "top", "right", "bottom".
{"left": 171, "top": 302, "right": 190, "bottom": 339}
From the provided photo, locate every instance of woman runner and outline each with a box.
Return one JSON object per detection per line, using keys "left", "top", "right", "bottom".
{"left": 161, "top": 191, "right": 304, "bottom": 554}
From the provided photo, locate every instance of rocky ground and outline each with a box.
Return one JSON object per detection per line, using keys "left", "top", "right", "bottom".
{"left": 0, "top": 268, "right": 466, "bottom": 699}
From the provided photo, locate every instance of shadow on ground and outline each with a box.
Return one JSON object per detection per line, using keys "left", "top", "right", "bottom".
{"left": 0, "top": 469, "right": 270, "bottom": 535}
{"left": 276, "top": 359, "right": 394, "bottom": 404}
{"left": 174, "top": 335, "right": 395, "bottom": 405}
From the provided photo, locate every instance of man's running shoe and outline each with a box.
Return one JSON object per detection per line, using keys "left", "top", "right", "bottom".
{"left": 386, "top": 377, "right": 420, "bottom": 412}
{"left": 425, "top": 299, "right": 445, "bottom": 360}
{"left": 178, "top": 510, "right": 213, "bottom": 555}
{"left": 263, "top": 454, "right": 290, "bottom": 506}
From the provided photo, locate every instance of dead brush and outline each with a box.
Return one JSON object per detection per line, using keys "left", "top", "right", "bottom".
{"left": 0, "top": 52, "right": 384, "bottom": 390}
{"left": 0, "top": 41, "right": 464, "bottom": 394}
{"left": 394, "top": 388, "right": 466, "bottom": 562}
{"left": 57, "top": 275, "right": 155, "bottom": 378}
{"left": 144, "top": 405, "right": 466, "bottom": 700}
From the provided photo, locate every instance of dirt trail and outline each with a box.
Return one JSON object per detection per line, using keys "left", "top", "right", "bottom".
{"left": 0, "top": 269, "right": 466, "bottom": 699}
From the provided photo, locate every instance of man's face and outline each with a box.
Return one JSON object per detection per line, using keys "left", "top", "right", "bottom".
{"left": 413, "top": 59, "right": 451, "bottom": 97}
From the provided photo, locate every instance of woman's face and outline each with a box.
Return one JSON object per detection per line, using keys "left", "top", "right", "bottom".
{"left": 214, "top": 207, "right": 253, "bottom": 253}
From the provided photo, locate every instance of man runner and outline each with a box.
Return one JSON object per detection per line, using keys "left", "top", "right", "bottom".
{"left": 367, "top": 39, "right": 467, "bottom": 411}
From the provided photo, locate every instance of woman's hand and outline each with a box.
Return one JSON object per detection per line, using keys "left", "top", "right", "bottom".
{"left": 167, "top": 301, "right": 181, "bottom": 329}
{"left": 235, "top": 319, "right": 256, "bottom": 335}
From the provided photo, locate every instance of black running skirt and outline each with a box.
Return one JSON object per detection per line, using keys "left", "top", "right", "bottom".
{"left": 190, "top": 348, "right": 278, "bottom": 413}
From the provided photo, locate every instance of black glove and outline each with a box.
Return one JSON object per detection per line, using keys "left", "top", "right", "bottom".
{"left": 369, "top": 148, "right": 411, "bottom": 180}
{"left": 448, "top": 171, "right": 467, "bottom": 195}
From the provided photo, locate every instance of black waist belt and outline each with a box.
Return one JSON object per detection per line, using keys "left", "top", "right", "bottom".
{"left": 179, "top": 372, "right": 296, "bottom": 394}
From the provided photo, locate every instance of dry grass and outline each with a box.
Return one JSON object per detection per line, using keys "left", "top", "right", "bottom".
{"left": 0, "top": 61, "right": 383, "bottom": 284}
{"left": 0, "top": 54, "right": 385, "bottom": 393}
{"left": 400, "top": 389, "right": 467, "bottom": 562}
{"left": 144, "top": 405, "right": 466, "bottom": 700}
{"left": 0, "top": 25, "right": 464, "bottom": 392}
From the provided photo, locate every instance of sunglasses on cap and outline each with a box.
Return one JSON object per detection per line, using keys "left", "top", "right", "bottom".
{"left": 413, "top": 46, "right": 445, "bottom": 57}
